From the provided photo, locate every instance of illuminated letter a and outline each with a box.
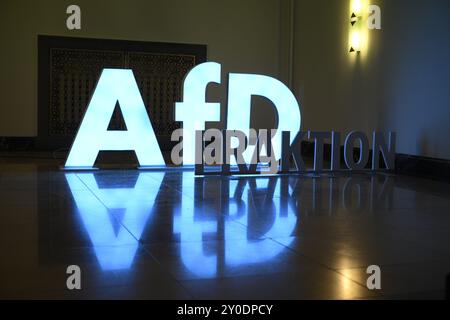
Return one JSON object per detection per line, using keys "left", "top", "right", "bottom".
{"left": 65, "top": 69, "right": 164, "bottom": 168}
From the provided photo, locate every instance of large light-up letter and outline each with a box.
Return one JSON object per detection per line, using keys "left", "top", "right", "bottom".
{"left": 175, "top": 62, "right": 221, "bottom": 165}
{"left": 65, "top": 69, "right": 164, "bottom": 169}
{"left": 227, "top": 74, "right": 301, "bottom": 164}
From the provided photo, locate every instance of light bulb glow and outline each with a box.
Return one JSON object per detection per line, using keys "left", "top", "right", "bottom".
{"left": 351, "top": 31, "right": 361, "bottom": 51}
{"left": 348, "top": 0, "right": 369, "bottom": 56}
{"left": 352, "top": 0, "right": 363, "bottom": 14}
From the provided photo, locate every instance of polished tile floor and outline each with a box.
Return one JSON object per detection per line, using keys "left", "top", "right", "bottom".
{"left": 1, "top": 158, "right": 450, "bottom": 299}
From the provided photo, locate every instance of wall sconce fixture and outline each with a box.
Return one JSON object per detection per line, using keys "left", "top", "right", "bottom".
{"left": 348, "top": 0, "right": 381, "bottom": 55}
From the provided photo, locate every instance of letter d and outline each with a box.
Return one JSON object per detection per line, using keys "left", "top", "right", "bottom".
{"left": 227, "top": 73, "right": 301, "bottom": 164}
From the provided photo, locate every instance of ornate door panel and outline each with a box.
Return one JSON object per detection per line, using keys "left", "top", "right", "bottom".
{"left": 38, "top": 36, "right": 206, "bottom": 151}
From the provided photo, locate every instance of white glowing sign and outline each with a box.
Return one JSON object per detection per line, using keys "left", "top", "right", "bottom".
{"left": 175, "top": 62, "right": 221, "bottom": 165}
{"left": 64, "top": 63, "right": 301, "bottom": 169}
{"left": 65, "top": 69, "right": 164, "bottom": 168}
{"left": 64, "top": 63, "right": 394, "bottom": 173}
{"left": 227, "top": 73, "right": 301, "bottom": 163}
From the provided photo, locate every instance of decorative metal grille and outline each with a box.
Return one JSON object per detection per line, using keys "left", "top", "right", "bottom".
{"left": 127, "top": 52, "right": 195, "bottom": 137}
{"left": 49, "top": 48, "right": 124, "bottom": 135}
{"left": 43, "top": 39, "right": 200, "bottom": 150}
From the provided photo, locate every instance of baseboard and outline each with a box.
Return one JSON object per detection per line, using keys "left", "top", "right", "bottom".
{"left": 395, "top": 153, "right": 450, "bottom": 181}
{"left": 0, "top": 137, "right": 36, "bottom": 151}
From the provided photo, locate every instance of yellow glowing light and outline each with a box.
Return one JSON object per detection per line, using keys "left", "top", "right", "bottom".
{"left": 350, "top": 31, "right": 361, "bottom": 52}
{"left": 352, "top": 0, "right": 363, "bottom": 14}
{"left": 348, "top": 0, "right": 369, "bottom": 56}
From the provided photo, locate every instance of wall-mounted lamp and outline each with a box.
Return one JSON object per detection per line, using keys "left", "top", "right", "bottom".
{"left": 349, "top": 31, "right": 362, "bottom": 53}
{"left": 352, "top": 0, "right": 364, "bottom": 15}
{"left": 348, "top": 0, "right": 381, "bottom": 55}
{"left": 350, "top": 13, "right": 358, "bottom": 26}
{"left": 349, "top": 0, "right": 367, "bottom": 54}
